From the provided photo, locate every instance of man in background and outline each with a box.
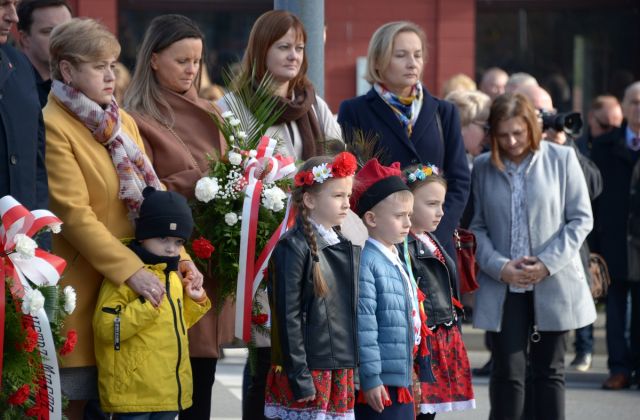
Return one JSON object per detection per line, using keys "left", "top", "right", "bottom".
{"left": 17, "top": 0, "right": 71, "bottom": 106}
{"left": 577, "top": 95, "right": 624, "bottom": 158}
{"left": 0, "top": 0, "right": 49, "bottom": 244}
{"left": 479, "top": 66, "right": 508, "bottom": 101}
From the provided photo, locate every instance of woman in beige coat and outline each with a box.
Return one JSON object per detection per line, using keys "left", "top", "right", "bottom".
{"left": 124, "top": 14, "right": 233, "bottom": 420}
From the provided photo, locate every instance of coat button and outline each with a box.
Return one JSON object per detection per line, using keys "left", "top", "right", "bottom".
{"left": 10, "top": 155, "right": 17, "bottom": 165}
{"left": 411, "top": 159, "right": 418, "bottom": 164}
{"left": 419, "top": 249, "right": 424, "bottom": 255}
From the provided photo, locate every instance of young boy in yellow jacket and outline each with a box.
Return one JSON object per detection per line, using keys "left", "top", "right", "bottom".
{"left": 93, "top": 187, "right": 211, "bottom": 418}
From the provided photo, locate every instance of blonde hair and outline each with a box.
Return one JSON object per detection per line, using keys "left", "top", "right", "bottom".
{"left": 49, "top": 18, "right": 120, "bottom": 81}
{"left": 363, "top": 190, "right": 414, "bottom": 228}
{"left": 113, "top": 62, "right": 131, "bottom": 104}
{"left": 365, "top": 21, "right": 426, "bottom": 85}
{"left": 442, "top": 73, "right": 477, "bottom": 97}
{"left": 445, "top": 90, "right": 491, "bottom": 126}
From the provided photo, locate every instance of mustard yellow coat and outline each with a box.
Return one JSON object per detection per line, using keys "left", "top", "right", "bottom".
{"left": 93, "top": 263, "right": 210, "bottom": 413}
{"left": 44, "top": 96, "right": 146, "bottom": 367}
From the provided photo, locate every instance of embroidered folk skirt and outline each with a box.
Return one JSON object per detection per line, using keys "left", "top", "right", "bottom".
{"left": 264, "top": 366, "right": 355, "bottom": 419}
{"left": 415, "top": 325, "right": 476, "bottom": 414}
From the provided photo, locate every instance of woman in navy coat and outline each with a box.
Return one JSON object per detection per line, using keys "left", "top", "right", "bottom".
{"left": 338, "top": 21, "right": 470, "bottom": 260}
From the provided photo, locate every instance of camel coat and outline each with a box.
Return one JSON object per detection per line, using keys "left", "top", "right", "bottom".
{"left": 130, "top": 86, "right": 235, "bottom": 358}
{"left": 44, "top": 95, "right": 146, "bottom": 367}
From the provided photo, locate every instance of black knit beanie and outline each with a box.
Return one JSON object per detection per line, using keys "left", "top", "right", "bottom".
{"left": 135, "top": 187, "right": 194, "bottom": 241}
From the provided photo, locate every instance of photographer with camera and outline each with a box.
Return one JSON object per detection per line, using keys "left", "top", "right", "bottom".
{"left": 517, "top": 85, "right": 603, "bottom": 373}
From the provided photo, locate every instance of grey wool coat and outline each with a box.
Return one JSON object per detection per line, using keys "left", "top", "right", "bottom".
{"left": 470, "top": 141, "right": 597, "bottom": 332}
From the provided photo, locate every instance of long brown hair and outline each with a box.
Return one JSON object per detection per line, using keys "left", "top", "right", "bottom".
{"left": 291, "top": 156, "right": 334, "bottom": 297}
{"left": 235, "top": 10, "right": 309, "bottom": 95}
{"left": 488, "top": 93, "right": 542, "bottom": 170}
{"left": 124, "top": 14, "right": 205, "bottom": 126}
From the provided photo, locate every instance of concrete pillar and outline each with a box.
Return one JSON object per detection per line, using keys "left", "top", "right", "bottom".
{"left": 274, "top": 0, "right": 325, "bottom": 97}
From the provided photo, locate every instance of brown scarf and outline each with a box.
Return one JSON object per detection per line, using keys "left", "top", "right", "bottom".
{"left": 273, "top": 81, "right": 323, "bottom": 159}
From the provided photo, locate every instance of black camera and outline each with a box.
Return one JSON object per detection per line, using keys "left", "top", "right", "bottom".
{"left": 540, "top": 110, "right": 583, "bottom": 137}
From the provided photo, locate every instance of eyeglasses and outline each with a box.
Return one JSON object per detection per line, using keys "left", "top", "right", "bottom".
{"left": 471, "top": 121, "right": 490, "bottom": 134}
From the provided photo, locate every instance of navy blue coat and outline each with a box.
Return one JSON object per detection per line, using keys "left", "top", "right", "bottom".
{"left": 338, "top": 87, "right": 471, "bottom": 258}
{"left": 591, "top": 123, "right": 640, "bottom": 281}
{"left": 0, "top": 45, "right": 49, "bottom": 242}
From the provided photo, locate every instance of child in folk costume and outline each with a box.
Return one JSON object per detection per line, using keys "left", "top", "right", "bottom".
{"left": 401, "top": 164, "right": 475, "bottom": 418}
{"left": 265, "top": 152, "right": 360, "bottom": 419}
{"left": 352, "top": 159, "right": 420, "bottom": 419}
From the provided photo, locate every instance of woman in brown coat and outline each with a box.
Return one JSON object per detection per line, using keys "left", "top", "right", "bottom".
{"left": 124, "top": 14, "right": 233, "bottom": 420}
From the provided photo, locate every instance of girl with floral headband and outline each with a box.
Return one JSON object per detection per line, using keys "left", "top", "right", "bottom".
{"left": 265, "top": 152, "right": 360, "bottom": 419}
{"left": 400, "top": 164, "right": 475, "bottom": 418}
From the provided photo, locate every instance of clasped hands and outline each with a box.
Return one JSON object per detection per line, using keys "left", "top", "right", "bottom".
{"left": 125, "top": 260, "right": 204, "bottom": 307}
{"left": 501, "top": 256, "right": 550, "bottom": 288}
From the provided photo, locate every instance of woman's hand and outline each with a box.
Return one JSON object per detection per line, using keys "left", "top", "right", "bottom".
{"left": 520, "top": 256, "right": 550, "bottom": 284}
{"left": 363, "top": 385, "right": 390, "bottom": 413}
{"left": 180, "top": 260, "right": 204, "bottom": 289}
{"left": 126, "top": 268, "right": 165, "bottom": 307}
{"left": 500, "top": 258, "right": 531, "bottom": 288}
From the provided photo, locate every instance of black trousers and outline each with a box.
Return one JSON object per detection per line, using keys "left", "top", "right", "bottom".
{"left": 489, "top": 292, "right": 567, "bottom": 420}
{"left": 242, "top": 347, "right": 271, "bottom": 420}
{"left": 179, "top": 357, "right": 218, "bottom": 420}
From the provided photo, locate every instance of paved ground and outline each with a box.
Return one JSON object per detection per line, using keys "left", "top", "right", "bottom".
{"left": 210, "top": 313, "right": 640, "bottom": 419}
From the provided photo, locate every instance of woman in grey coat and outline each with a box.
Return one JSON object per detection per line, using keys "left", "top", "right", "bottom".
{"left": 470, "top": 93, "right": 596, "bottom": 420}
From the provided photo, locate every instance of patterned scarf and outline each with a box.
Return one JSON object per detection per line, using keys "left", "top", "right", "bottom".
{"left": 51, "top": 80, "right": 162, "bottom": 218}
{"left": 374, "top": 82, "right": 424, "bottom": 138}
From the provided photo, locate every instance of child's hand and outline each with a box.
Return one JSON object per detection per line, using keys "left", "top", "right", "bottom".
{"left": 185, "top": 281, "right": 206, "bottom": 301}
{"left": 364, "top": 385, "right": 390, "bottom": 413}
{"left": 296, "top": 393, "right": 316, "bottom": 403}
{"left": 180, "top": 261, "right": 203, "bottom": 289}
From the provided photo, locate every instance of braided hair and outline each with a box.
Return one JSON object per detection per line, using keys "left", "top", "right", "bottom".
{"left": 292, "top": 156, "right": 334, "bottom": 297}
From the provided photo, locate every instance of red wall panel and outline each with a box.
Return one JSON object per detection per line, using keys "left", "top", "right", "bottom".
{"left": 325, "top": 0, "right": 475, "bottom": 109}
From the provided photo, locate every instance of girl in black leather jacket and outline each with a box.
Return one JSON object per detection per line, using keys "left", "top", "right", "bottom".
{"left": 265, "top": 153, "right": 360, "bottom": 419}
{"left": 401, "top": 164, "right": 475, "bottom": 419}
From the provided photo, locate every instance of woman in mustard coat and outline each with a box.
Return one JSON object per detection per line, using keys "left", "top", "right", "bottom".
{"left": 44, "top": 18, "right": 200, "bottom": 419}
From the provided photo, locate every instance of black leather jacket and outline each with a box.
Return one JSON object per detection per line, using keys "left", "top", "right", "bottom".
{"left": 401, "top": 232, "right": 459, "bottom": 327}
{"left": 268, "top": 221, "right": 361, "bottom": 399}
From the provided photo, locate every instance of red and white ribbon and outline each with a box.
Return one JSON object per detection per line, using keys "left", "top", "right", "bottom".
{"left": 0, "top": 195, "right": 66, "bottom": 419}
{"left": 234, "top": 137, "right": 296, "bottom": 341}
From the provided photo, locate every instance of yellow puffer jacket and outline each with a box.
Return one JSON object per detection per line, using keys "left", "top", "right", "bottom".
{"left": 93, "top": 262, "right": 211, "bottom": 413}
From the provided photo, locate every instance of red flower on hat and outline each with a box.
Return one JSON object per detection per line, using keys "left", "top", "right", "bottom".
{"left": 59, "top": 330, "right": 78, "bottom": 356}
{"left": 8, "top": 385, "right": 31, "bottom": 406}
{"left": 192, "top": 237, "right": 215, "bottom": 259}
{"left": 331, "top": 152, "right": 358, "bottom": 177}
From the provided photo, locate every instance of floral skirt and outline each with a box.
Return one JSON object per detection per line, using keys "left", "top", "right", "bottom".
{"left": 265, "top": 366, "right": 355, "bottom": 419}
{"left": 414, "top": 325, "right": 476, "bottom": 414}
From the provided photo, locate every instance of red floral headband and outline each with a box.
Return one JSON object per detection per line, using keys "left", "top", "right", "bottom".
{"left": 294, "top": 152, "right": 358, "bottom": 187}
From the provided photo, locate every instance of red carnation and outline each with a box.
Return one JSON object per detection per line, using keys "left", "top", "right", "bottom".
{"left": 23, "top": 326, "right": 38, "bottom": 353}
{"left": 192, "top": 237, "right": 215, "bottom": 259}
{"left": 251, "top": 313, "right": 269, "bottom": 325}
{"left": 8, "top": 385, "right": 30, "bottom": 406}
{"left": 331, "top": 152, "right": 357, "bottom": 177}
{"left": 59, "top": 330, "right": 78, "bottom": 356}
